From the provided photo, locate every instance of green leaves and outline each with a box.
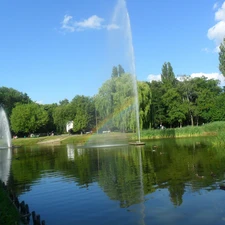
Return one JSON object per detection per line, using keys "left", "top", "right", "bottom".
{"left": 219, "top": 38, "right": 225, "bottom": 76}
{"left": 95, "top": 73, "right": 151, "bottom": 132}
{"left": 10, "top": 103, "right": 48, "bottom": 134}
{"left": 71, "top": 95, "right": 95, "bottom": 133}
{"left": 0, "top": 87, "right": 31, "bottom": 117}
{"left": 161, "top": 62, "right": 176, "bottom": 87}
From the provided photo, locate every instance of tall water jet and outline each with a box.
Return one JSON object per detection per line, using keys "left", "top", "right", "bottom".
{"left": 0, "top": 106, "right": 12, "bottom": 148}
{"left": 110, "top": 0, "right": 141, "bottom": 142}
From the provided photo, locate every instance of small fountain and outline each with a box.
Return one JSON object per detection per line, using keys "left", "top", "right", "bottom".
{"left": 0, "top": 106, "right": 12, "bottom": 148}
{"left": 0, "top": 106, "right": 12, "bottom": 184}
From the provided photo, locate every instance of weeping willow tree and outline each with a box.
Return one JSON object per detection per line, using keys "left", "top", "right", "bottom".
{"left": 95, "top": 73, "right": 151, "bottom": 132}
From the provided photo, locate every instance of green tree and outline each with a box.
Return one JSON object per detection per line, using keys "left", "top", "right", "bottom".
{"left": 71, "top": 95, "right": 95, "bottom": 133}
{"left": 194, "top": 77, "right": 221, "bottom": 124}
{"left": 53, "top": 103, "right": 75, "bottom": 133}
{"left": 95, "top": 74, "right": 138, "bottom": 132}
{"left": 177, "top": 76, "right": 197, "bottom": 126}
{"left": 210, "top": 93, "right": 225, "bottom": 121}
{"left": 161, "top": 62, "right": 176, "bottom": 87}
{"left": 162, "top": 88, "right": 187, "bottom": 127}
{"left": 10, "top": 103, "right": 48, "bottom": 135}
{"left": 138, "top": 81, "right": 151, "bottom": 129}
{"left": 148, "top": 80, "right": 166, "bottom": 128}
{"left": 0, "top": 87, "right": 31, "bottom": 117}
{"left": 73, "top": 112, "right": 89, "bottom": 133}
{"left": 42, "top": 103, "right": 58, "bottom": 133}
{"left": 59, "top": 99, "right": 69, "bottom": 106}
{"left": 219, "top": 38, "right": 225, "bottom": 76}
{"left": 111, "top": 66, "right": 118, "bottom": 78}
{"left": 118, "top": 64, "right": 125, "bottom": 77}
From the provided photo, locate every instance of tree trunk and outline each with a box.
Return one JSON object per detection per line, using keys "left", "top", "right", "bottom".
{"left": 190, "top": 114, "right": 194, "bottom": 126}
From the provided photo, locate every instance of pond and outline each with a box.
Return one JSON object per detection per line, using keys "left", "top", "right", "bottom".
{"left": 5, "top": 137, "right": 225, "bottom": 224}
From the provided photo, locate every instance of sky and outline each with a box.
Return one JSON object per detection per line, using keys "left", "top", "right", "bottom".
{"left": 1, "top": 0, "right": 225, "bottom": 104}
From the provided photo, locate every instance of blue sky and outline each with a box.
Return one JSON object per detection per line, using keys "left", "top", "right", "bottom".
{"left": 1, "top": 0, "right": 225, "bottom": 104}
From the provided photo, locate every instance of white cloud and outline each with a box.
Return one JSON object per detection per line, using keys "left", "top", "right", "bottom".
{"left": 213, "top": 2, "right": 219, "bottom": 10}
{"left": 61, "top": 15, "right": 75, "bottom": 32}
{"left": 201, "top": 47, "right": 211, "bottom": 53}
{"left": 106, "top": 23, "right": 120, "bottom": 30}
{"left": 147, "top": 72, "right": 225, "bottom": 86}
{"left": 60, "top": 14, "right": 119, "bottom": 32}
{"left": 215, "top": 2, "right": 225, "bottom": 20}
{"left": 190, "top": 72, "right": 225, "bottom": 85}
{"left": 75, "top": 15, "right": 104, "bottom": 30}
{"left": 207, "top": 2, "right": 225, "bottom": 51}
{"left": 147, "top": 74, "right": 161, "bottom": 82}
{"left": 35, "top": 100, "right": 43, "bottom": 105}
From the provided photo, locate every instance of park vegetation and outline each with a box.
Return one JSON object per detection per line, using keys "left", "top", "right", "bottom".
{"left": 0, "top": 39, "right": 225, "bottom": 138}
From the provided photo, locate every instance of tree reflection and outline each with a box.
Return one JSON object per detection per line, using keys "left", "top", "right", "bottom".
{"left": 8, "top": 137, "right": 225, "bottom": 208}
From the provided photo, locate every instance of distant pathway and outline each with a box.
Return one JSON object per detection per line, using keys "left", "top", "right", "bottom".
{"left": 37, "top": 135, "right": 71, "bottom": 144}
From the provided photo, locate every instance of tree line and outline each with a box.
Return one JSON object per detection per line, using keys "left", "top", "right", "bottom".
{"left": 1, "top": 38, "right": 225, "bottom": 136}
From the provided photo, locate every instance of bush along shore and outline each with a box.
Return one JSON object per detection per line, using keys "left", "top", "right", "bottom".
{"left": 0, "top": 181, "right": 46, "bottom": 225}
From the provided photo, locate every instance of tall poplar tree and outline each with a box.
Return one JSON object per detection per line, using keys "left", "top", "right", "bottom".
{"left": 111, "top": 66, "right": 118, "bottom": 78}
{"left": 161, "top": 62, "right": 176, "bottom": 87}
{"left": 118, "top": 64, "right": 125, "bottom": 77}
{"left": 219, "top": 38, "right": 225, "bottom": 77}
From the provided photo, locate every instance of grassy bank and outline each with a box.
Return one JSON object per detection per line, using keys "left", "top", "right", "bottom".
{"left": 12, "top": 133, "right": 132, "bottom": 146}
{"left": 140, "top": 121, "right": 225, "bottom": 140}
{"left": 12, "top": 121, "right": 225, "bottom": 147}
{"left": 0, "top": 184, "right": 20, "bottom": 225}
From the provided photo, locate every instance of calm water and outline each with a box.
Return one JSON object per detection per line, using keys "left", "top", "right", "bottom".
{"left": 5, "top": 137, "right": 225, "bottom": 224}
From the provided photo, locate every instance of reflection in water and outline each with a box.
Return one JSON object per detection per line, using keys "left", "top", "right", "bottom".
{"left": 67, "top": 144, "right": 75, "bottom": 160}
{"left": 0, "top": 149, "right": 12, "bottom": 184}
{"left": 8, "top": 137, "right": 225, "bottom": 225}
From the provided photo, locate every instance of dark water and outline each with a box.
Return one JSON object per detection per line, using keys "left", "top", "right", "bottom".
{"left": 6, "top": 137, "right": 225, "bottom": 224}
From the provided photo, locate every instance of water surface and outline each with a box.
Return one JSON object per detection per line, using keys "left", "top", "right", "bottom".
{"left": 7, "top": 137, "right": 225, "bottom": 224}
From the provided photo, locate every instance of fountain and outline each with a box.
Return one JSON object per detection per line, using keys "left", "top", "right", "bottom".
{"left": 0, "top": 106, "right": 12, "bottom": 184}
{"left": 111, "top": 0, "right": 144, "bottom": 145}
{"left": 0, "top": 106, "right": 12, "bottom": 148}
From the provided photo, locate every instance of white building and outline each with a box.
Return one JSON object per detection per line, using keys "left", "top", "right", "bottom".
{"left": 66, "top": 121, "right": 74, "bottom": 132}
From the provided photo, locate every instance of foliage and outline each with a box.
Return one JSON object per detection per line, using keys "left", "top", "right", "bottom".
{"left": 3, "top": 61, "right": 225, "bottom": 135}
{"left": 219, "top": 38, "right": 225, "bottom": 76}
{"left": 161, "top": 62, "right": 176, "bottom": 87}
{"left": 0, "top": 86, "right": 31, "bottom": 117}
{"left": 95, "top": 73, "right": 151, "bottom": 132}
{"left": 111, "top": 66, "right": 119, "bottom": 78}
{"left": 53, "top": 103, "right": 75, "bottom": 133}
{"left": 139, "top": 121, "right": 225, "bottom": 140}
{"left": 10, "top": 103, "right": 49, "bottom": 135}
{"left": 149, "top": 62, "right": 224, "bottom": 128}
{"left": 138, "top": 81, "right": 151, "bottom": 129}
{"left": 71, "top": 95, "right": 95, "bottom": 133}
{"left": 210, "top": 93, "right": 225, "bottom": 121}
{"left": 111, "top": 64, "right": 125, "bottom": 78}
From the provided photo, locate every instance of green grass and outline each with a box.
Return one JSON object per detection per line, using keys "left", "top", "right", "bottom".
{"left": 11, "top": 121, "right": 225, "bottom": 146}
{"left": 139, "top": 121, "right": 225, "bottom": 140}
{"left": 0, "top": 184, "right": 21, "bottom": 225}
